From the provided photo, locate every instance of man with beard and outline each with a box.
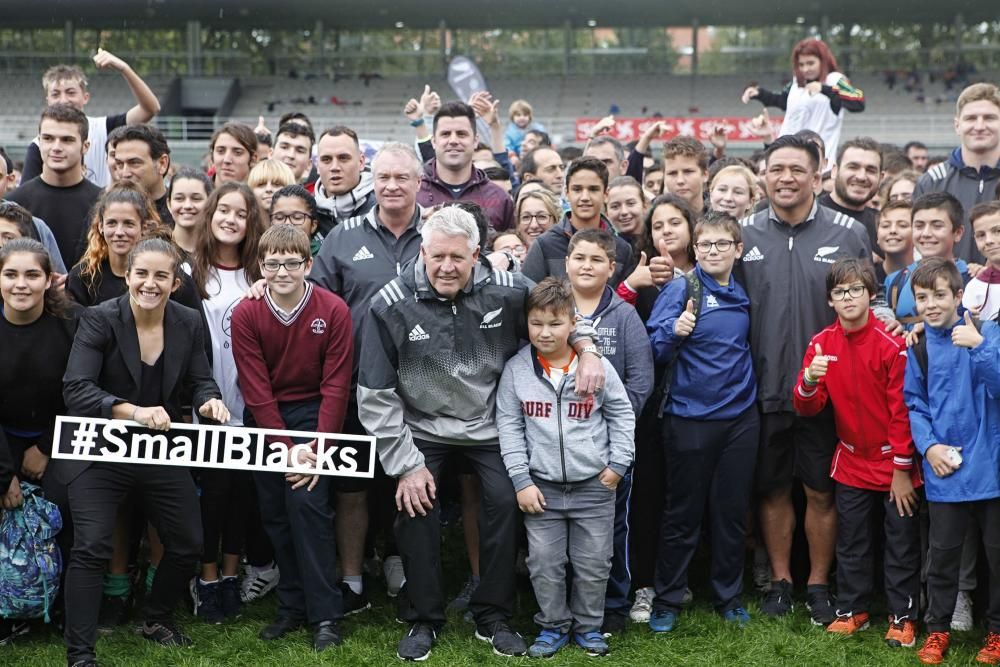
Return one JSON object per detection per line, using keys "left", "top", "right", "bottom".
{"left": 819, "top": 137, "right": 883, "bottom": 255}
{"left": 904, "top": 141, "right": 929, "bottom": 173}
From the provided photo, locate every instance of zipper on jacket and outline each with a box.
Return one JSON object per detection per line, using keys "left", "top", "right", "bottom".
{"left": 451, "top": 303, "right": 457, "bottom": 315}
{"left": 981, "top": 179, "right": 985, "bottom": 194}
{"left": 788, "top": 236, "right": 794, "bottom": 251}
{"left": 556, "top": 375, "right": 568, "bottom": 483}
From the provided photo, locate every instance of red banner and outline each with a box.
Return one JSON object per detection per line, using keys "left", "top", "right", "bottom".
{"left": 575, "top": 117, "right": 783, "bottom": 143}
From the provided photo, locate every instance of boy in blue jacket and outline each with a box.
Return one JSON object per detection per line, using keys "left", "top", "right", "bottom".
{"left": 903, "top": 257, "right": 1000, "bottom": 665}
{"left": 645, "top": 211, "right": 758, "bottom": 632}
{"left": 496, "top": 278, "right": 635, "bottom": 659}
{"left": 565, "top": 228, "right": 654, "bottom": 634}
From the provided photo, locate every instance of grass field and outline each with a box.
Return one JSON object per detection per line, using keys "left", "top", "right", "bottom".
{"left": 4, "top": 525, "right": 992, "bottom": 667}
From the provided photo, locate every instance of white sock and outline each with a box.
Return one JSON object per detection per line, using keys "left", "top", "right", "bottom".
{"left": 344, "top": 575, "right": 363, "bottom": 594}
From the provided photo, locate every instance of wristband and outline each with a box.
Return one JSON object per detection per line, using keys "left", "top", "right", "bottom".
{"left": 409, "top": 118, "right": 425, "bottom": 127}
{"left": 580, "top": 344, "right": 602, "bottom": 359}
{"left": 132, "top": 406, "right": 140, "bottom": 422}
{"left": 803, "top": 369, "right": 817, "bottom": 386}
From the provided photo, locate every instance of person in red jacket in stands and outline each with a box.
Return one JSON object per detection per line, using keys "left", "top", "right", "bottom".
{"left": 793, "top": 258, "right": 922, "bottom": 651}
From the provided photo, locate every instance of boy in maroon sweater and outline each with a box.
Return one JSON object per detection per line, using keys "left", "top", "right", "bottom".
{"left": 231, "top": 225, "right": 353, "bottom": 652}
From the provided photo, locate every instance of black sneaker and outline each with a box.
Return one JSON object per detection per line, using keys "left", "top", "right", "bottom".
{"left": 601, "top": 611, "right": 628, "bottom": 637}
{"left": 0, "top": 618, "right": 30, "bottom": 645}
{"left": 397, "top": 622, "right": 436, "bottom": 661}
{"left": 475, "top": 620, "right": 528, "bottom": 657}
{"left": 761, "top": 579, "right": 794, "bottom": 618}
{"left": 219, "top": 577, "right": 242, "bottom": 619}
{"left": 313, "top": 620, "right": 342, "bottom": 652}
{"left": 446, "top": 576, "right": 478, "bottom": 613}
{"left": 191, "top": 579, "right": 223, "bottom": 625}
{"left": 259, "top": 616, "right": 304, "bottom": 641}
{"left": 96, "top": 594, "right": 130, "bottom": 634}
{"left": 68, "top": 660, "right": 99, "bottom": 667}
{"left": 141, "top": 621, "right": 193, "bottom": 647}
{"left": 805, "top": 584, "right": 835, "bottom": 626}
{"left": 338, "top": 582, "right": 371, "bottom": 616}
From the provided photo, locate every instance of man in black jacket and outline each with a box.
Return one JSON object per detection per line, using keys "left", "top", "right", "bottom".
{"left": 735, "top": 135, "right": 871, "bottom": 626}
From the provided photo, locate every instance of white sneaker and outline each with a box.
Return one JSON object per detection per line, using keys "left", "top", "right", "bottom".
{"left": 384, "top": 555, "right": 406, "bottom": 598}
{"left": 951, "top": 590, "right": 974, "bottom": 631}
{"left": 240, "top": 562, "right": 280, "bottom": 603}
{"left": 629, "top": 587, "right": 654, "bottom": 623}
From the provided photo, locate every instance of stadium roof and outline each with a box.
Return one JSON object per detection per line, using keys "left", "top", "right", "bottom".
{"left": 7, "top": 0, "right": 995, "bottom": 30}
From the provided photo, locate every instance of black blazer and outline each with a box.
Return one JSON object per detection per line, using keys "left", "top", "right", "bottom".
{"left": 56, "top": 295, "right": 221, "bottom": 484}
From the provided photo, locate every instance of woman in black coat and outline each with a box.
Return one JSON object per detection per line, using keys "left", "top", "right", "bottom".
{"left": 61, "top": 238, "right": 229, "bottom": 667}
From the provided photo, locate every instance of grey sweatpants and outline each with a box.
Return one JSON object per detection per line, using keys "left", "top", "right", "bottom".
{"left": 525, "top": 476, "right": 616, "bottom": 634}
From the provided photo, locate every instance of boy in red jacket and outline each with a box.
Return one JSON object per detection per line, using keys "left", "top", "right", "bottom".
{"left": 231, "top": 225, "right": 354, "bottom": 652}
{"left": 793, "top": 258, "right": 922, "bottom": 648}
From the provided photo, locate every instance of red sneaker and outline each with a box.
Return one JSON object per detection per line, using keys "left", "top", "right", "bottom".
{"left": 918, "top": 632, "right": 951, "bottom": 665}
{"left": 884, "top": 616, "right": 916, "bottom": 648}
{"left": 977, "top": 631, "right": 1000, "bottom": 665}
{"left": 827, "top": 612, "right": 870, "bottom": 635}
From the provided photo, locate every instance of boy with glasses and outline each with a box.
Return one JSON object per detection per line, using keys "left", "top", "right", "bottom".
{"left": 794, "top": 259, "right": 921, "bottom": 649}
{"left": 231, "top": 225, "right": 354, "bottom": 652}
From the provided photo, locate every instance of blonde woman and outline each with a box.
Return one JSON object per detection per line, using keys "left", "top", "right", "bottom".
{"left": 709, "top": 165, "right": 758, "bottom": 219}
{"left": 514, "top": 188, "right": 560, "bottom": 251}
{"left": 248, "top": 159, "right": 296, "bottom": 215}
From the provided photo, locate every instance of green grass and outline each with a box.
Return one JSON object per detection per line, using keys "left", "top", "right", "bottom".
{"left": 4, "top": 525, "right": 991, "bottom": 666}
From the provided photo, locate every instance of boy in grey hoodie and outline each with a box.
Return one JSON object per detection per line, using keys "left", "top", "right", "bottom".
{"left": 496, "top": 278, "right": 636, "bottom": 658}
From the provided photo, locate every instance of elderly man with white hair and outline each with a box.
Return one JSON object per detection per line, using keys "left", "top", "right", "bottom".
{"left": 358, "top": 205, "right": 605, "bottom": 661}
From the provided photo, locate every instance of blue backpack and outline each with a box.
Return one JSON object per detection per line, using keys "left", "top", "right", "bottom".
{"left": 0, "top": 482, "right": 62, "bottom": 621}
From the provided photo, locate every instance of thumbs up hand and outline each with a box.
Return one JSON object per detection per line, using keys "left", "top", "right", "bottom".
{"left": 673, "top": 298, "right": 697, "bottom": 337}
{"left": 626, "top": 251, "right": 653, "bottom": 289}
{"left": 649, "top": 239, "right": 675, "bottom": 286}
{"left": 952, "top": 310, "right": 984, "bottom": 349}
{"left": 805, "top": 343, "right": 830, "bottom": 383}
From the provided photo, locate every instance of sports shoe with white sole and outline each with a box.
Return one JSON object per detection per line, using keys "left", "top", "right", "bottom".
{"left": 629, "top": 587, "right": 654, "bottom": 623}
{"left": 240, "top": 563, "right": 279, "bottom": 603}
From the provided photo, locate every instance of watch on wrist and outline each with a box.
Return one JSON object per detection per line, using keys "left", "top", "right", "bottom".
{"left": 580, "top": 344, "right": 602, "bottom": 359}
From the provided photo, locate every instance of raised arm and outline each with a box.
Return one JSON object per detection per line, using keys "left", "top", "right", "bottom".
{"left": 93, "top": 49, "right": 161, "bottom": 124}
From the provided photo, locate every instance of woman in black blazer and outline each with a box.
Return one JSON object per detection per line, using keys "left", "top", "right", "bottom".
{"left": 61, "top": 238, "right": 229, "bottom": 667}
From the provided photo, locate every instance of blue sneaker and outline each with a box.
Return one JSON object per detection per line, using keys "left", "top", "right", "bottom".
{"left": 648, "top": 610, "right": 676, "bottom": 633}
{"left": 573, "top": 631, "right": 609, "bottom": 657}
{"left": 723, "top": 607, "right": 750, "bottom": 627}
{"left": 528, "top": 629, "right": 570, "bottom": 658}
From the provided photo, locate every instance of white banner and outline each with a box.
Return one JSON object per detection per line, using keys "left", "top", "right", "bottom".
{"left": 52, "top": 416, "right": 376, "bottom": 478}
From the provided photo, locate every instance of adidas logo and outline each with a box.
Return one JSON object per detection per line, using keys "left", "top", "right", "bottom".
{"left": 743, "top": 246, "right": 764, "bottom": 262}
{"left": 480, "top": 307, "right": 503, "bottom": 329}
{"left": 352, "top": 246, "right": 374, "bottom": 262}
{"left": 408, "top": 324, "right": 430, "bottom": 341}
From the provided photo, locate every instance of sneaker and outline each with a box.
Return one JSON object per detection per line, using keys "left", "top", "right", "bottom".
{"left": 761, "top": 579, "right": 793, "bottom": 618}
{"left": 190, "top": 579, "right": 224, "bottom": 624}
{"left": 383, "top": 555, "right": 406, "bottom": 598}
{"left": 629, "top": 587, "right": 654, "bottom": 623}
{"left": 141, "top": 621, "right": 193, "bottom": 647}
{"left": 601, "top": 611, "right": 627, "bottom": 637}
{"left": 826, "top": 611, "right": 870, "bottom": 635}
{"left": 397, "top": 622, "right": 436, "bottom": 662}
{"left": 0, "top": 619, "right": 29, "bottom": 645}
{"left": 68, "top": 661, "right": 99, "bottom": 667}
{"left": 805, "top": 585, "right": 835, "bottom": 626}
{"left": 977, "top": 631, "right": 1000, "bottom": 665}
{"left": 259, "top": 616, "right": 304, "bottom": 641}
{"left": 573, "top": 631, "right": 610, "bottom": 657}
{"left": 96, "top": 594, "right": 130, "bottom": 634}
{"left": 917, "top": 631, "right": 951, "bottom": 665}
{"left": 723, "top": 607, "right": 751, "bottom": 627}
{"left": 648, "top": 610, "right": 676, "bottom": 633}
{"left": 338, "top": 581, "right": 371, "bottom": 615}
{"left": 475, "top": 620, "right": 528, "bottom": 657}
{"left": 220, "top": 577, "right": 242, "bottom": 619}
{"left": 313, "top": 620, "right": 343, "bottom": 652}
{"left": 952, "top": 590, "right": 974, "bottom": 632}
{"left": 884, "top": 616, "right": 917, "bottom": 648}
{"left": 753, "top": 545, "right": 772, "bottom": 593}
{"left": 446, "top": 576, "right": 478, "bottom": 613}
{"left": 528, "top": 628, "right": 570, "bottom": 658}
{"left": 240, "top": 562, "right": 279, "bottom": 603}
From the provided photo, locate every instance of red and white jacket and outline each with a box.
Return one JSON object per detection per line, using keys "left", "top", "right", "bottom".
{"left": 793, "top": 313, "right": 921, "bottom": 491}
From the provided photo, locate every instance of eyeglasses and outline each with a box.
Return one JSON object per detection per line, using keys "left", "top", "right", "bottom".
{"left": 830, "top": 284, "right": 867, "bottom": 300}
{"left": 694, "top": 240, "right": 735, "bottom": 253}
{"left": 519, "top": 213, "right": 552, "bottom": 224}
{"left": 271, "top": 211, "right": 312, "bottom": 225}
{"left": 261, "top": 259, "right": 307, "bottom": 272}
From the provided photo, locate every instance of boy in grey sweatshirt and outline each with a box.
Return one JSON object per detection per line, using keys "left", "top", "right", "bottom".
{"left": 496, "top": 278, "right": 636, "bottom": 658}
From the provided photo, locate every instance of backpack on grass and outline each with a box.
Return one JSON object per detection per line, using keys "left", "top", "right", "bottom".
{"left": 0, "top": 482, "right": 62, "bottom": 621}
